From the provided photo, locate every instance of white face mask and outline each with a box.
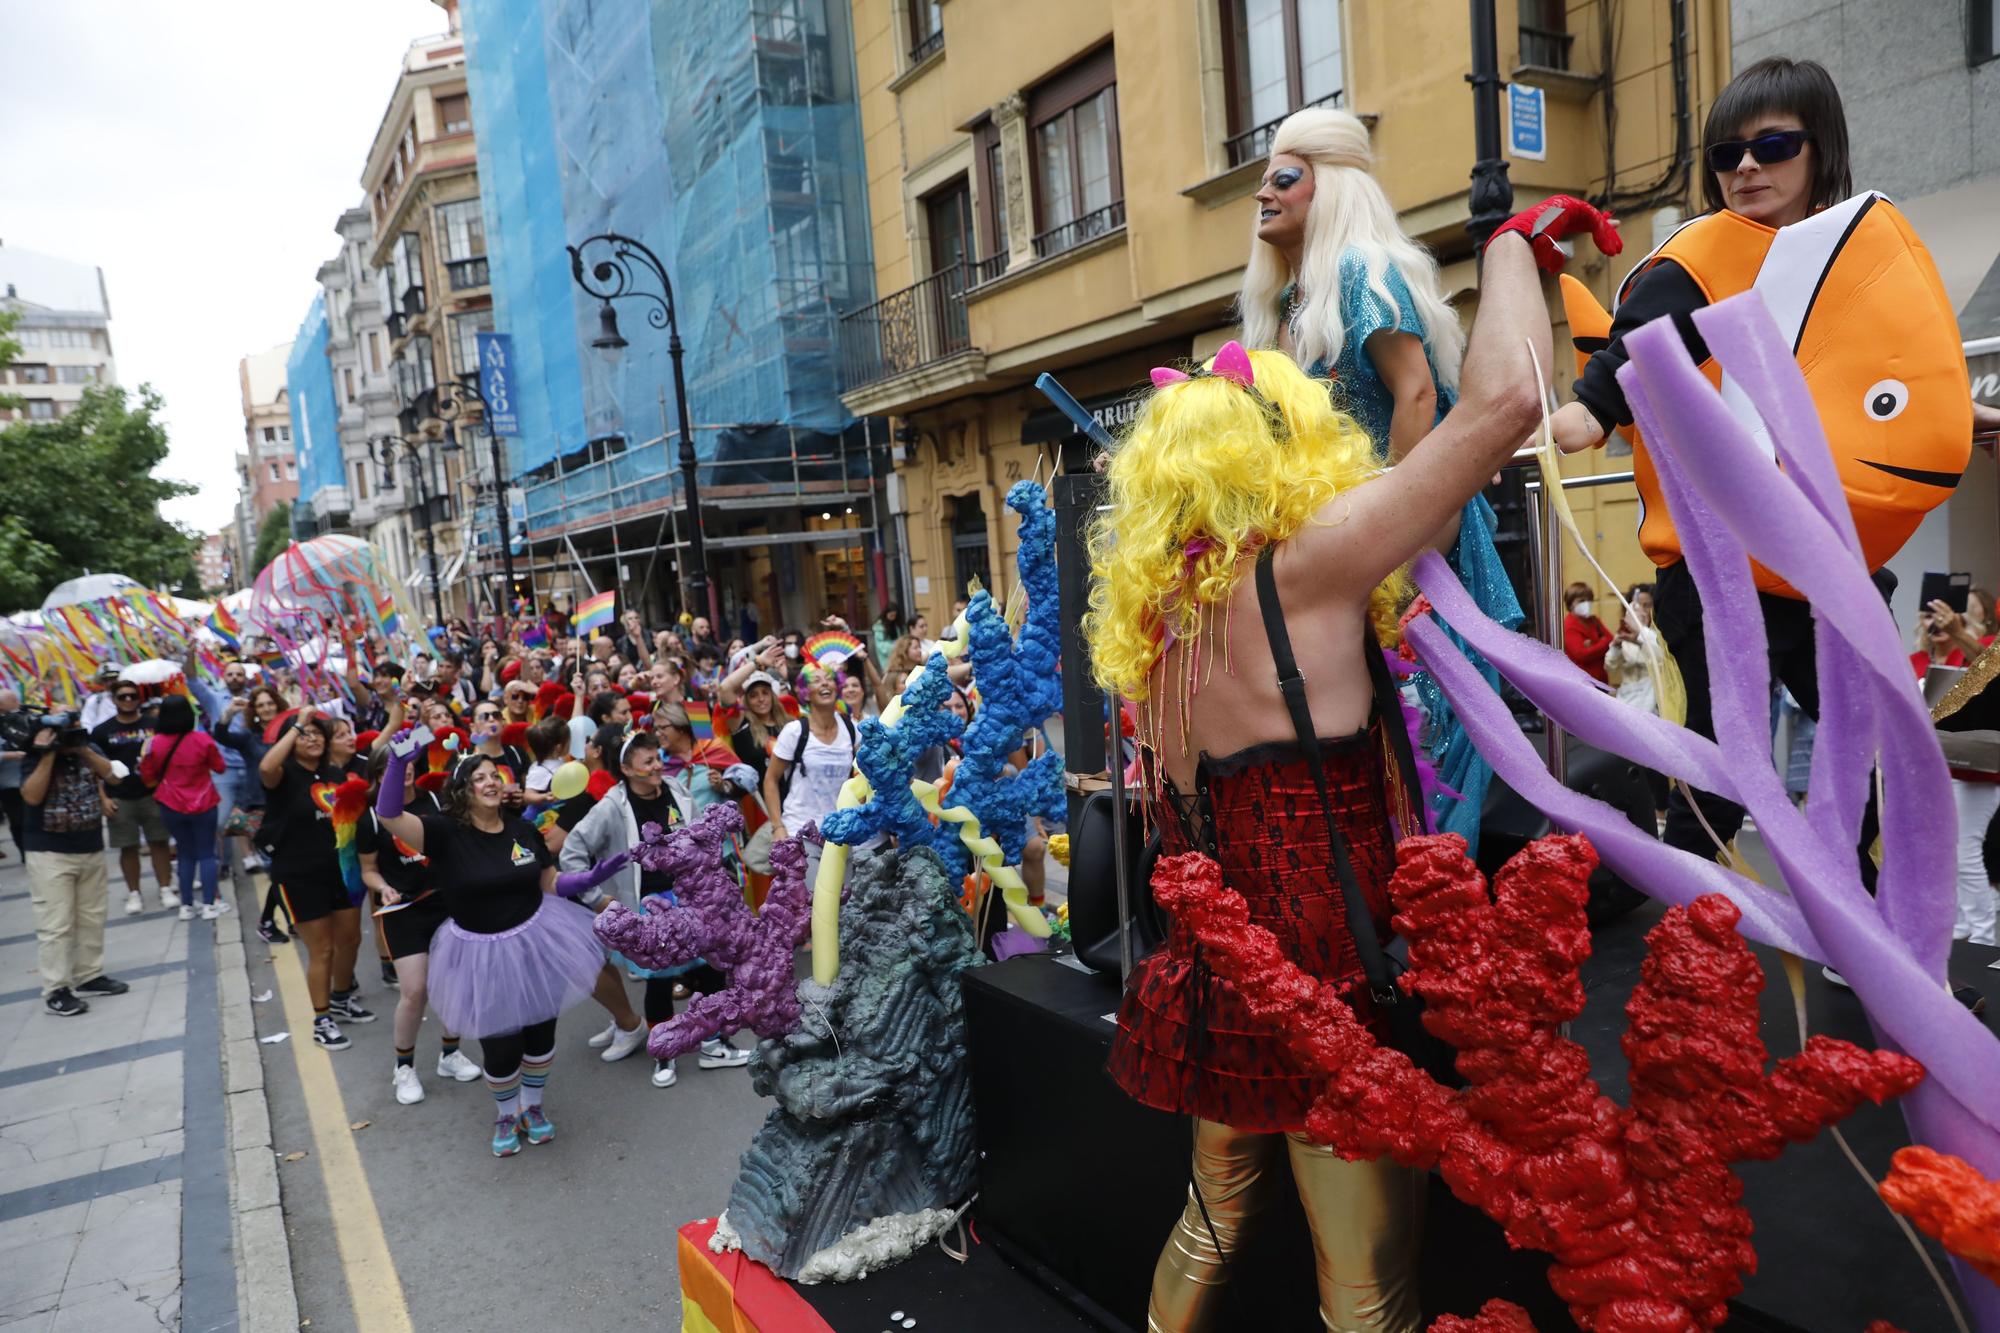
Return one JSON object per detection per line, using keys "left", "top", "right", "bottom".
{"left": 1573, "top": 600, "right": 1594, "bottom": 619}
{"left": 785, "top": 644, "right": 800, "bottom": 660}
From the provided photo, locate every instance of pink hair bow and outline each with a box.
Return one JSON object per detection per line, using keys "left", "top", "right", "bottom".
{"left": 1150, "top": 340, "right": 1256, "bottom": 390}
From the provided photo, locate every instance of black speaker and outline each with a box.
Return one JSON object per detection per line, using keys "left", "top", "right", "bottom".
{"left": 1478, "top": 741, "right": 1655, "bottom": 925}
{"left": 1066, "top": 788, "right": 1166, "bottom": 974}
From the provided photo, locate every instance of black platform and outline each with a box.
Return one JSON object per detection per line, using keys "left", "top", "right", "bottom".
{"left": 960, "top": 912, "right": 1999, "bottom": 1332}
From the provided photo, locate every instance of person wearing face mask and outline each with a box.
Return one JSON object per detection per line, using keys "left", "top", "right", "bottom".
{"left": 1240, "top": 106, "right": 1531, "bottom": 854}
{"left": 1561, "top": 583, "right": 1613, "bottom": 683}
{"left": 374, "top": 746, "right": 630, "bottom": 1155}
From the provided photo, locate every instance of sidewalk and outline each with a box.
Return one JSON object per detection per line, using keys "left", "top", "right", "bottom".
{"left": 0, "top": 842, "right": 294, "bottom": 1333}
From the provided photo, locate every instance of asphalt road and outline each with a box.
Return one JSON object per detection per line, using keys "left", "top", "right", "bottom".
{"left": 236, "top": 868, "right": 768, "bottom": 1333}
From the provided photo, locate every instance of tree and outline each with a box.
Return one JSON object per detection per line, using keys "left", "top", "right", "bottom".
{"left": 0, "top": 308, "right": 22, "bottom": 413}
{"left": 0, "top": 384, "right": 200, "bottom": 613}
{"left": 252, "top": 501, "right": 293, "bottom": 576}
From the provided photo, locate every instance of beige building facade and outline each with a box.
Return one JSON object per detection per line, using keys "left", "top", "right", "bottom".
{"left": 236, "top": 342, "right": 298, "bottom": 562}
{"left": 0, "top": 241, "right": 118, "bottom": 426}
{"left": 841, "top": 0, "right": 1733, "bottom": 626}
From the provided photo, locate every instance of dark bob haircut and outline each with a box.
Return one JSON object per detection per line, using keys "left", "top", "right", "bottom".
{"left": 1701, "top": 57, "right": 1851, "bottom": 216}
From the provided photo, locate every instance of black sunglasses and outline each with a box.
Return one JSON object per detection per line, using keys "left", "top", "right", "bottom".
{"left": 114, "top": 692, "right": 139, "bottom": 702}
{"left": 1704, "top": 129, "right": 1811, "bottom": 176}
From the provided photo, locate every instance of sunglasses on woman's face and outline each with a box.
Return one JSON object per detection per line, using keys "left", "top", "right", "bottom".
{"left": 114, "top": 693, "right": 139, "bottom": 703}
{"left": 1704, "top": 128, "right": 1811, "bottom": 175}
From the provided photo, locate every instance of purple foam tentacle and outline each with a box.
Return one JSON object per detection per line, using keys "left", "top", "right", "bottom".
{"left": 1405, "top": 616, "right": 1819, "bottom": 955}
{"left": 1414, "top": 552, "right": 1741, "bottom": 798}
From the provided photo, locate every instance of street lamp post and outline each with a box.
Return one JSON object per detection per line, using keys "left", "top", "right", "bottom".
{"left": 1466, "top": 0, "right": 1515, "bottom": 250}
{"left": 566, "top": 232, "right": 718, "bottom": 628}
{"left": 410, "top": 377, "right": 520, "bottom": 617}
{"left": 371, "top": 429, "right": 448, "bottom": 632}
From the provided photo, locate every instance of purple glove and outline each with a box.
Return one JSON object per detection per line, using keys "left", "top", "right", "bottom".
{"left": 554, "top": 847, "right": 635, "bottom": 899}
{"left": 375, "top": 747, "right": 412, "bottom": 823}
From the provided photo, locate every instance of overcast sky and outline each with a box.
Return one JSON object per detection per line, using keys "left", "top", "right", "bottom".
{"left": 0, "top": 0, "right": 449, "bottom": 535}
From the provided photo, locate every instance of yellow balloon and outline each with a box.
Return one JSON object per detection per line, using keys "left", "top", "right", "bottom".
{"left": 551, "top": 760, "right": 589, "bottom": 801}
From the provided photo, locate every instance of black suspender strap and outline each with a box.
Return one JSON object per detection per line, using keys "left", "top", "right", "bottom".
{"left": 1252, "top": 547, "right": 1400, "bottom": 1007}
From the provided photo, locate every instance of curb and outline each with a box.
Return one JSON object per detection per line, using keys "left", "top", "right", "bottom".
{"left": 217, "top": 862, "right": 301, "bottom": 1333}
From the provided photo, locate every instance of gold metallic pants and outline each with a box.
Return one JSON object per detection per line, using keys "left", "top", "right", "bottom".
{"left": 1147, "top": 1118, "right": 1423, "bottom": 1333}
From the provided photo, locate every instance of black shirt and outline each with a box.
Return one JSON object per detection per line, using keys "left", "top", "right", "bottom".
{"left": 358, "top": 806, "right": 432, "bottom": 900}
{"left": 475, "top": 743, "right": 530, "bottom": 788}
{"left": 416, "top": 813, "right": 553, "bottom": 935}
{"left": 1571, "top": 258, "right": 1712, "bottom": 433}
{"left": 90, "top": 713, "right": 155, "bottom": 801}
{"left": 626, "top": 785, "right": 678, "bottom": 895}
{"left": 265, "top": 759, "right": 356, "bottom": 888}
{"left": 553, "top": 788, "right": 599, "bottom": 833}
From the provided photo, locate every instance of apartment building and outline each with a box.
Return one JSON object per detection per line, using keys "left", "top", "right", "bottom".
{"left": 0, "top": 241, "right": 117, "bottom": 424}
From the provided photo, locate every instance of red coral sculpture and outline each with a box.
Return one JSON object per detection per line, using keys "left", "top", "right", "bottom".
{"left": 1431, "top": 1299, "right": 1539, "bottom": 1332}
{"left": 1150, "top": 833, "right": 1926, "bottom": 1333}
{"left": 1879, "top": 1145, "right": 2000, "bottom": 1286}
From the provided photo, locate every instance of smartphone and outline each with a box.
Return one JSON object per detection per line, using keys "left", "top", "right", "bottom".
{"left": 1921, "top": 571, "right": 1971, "bottom": 615}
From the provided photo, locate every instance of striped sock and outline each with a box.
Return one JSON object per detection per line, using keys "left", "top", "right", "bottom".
{"left": 395, "top": 1047, "right": 415, "bottom": 1069}
{"left": 441, "top": 1036, "right": 462, "bottom": 1057}
{"left": 487, "top": 1070, "right": 522, "bottom": 1119}
{"left": 519, "top": 1050, "right": 554, "bottom": 1110}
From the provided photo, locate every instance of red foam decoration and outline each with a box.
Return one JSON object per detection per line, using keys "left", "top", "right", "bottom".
{"left": 1879, "top": 1145, "right": 2000, "bottom": 1286}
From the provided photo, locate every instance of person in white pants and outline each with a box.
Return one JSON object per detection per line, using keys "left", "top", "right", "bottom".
{"left": 1953, "top": 777, "right": 2000, "bottom": 946}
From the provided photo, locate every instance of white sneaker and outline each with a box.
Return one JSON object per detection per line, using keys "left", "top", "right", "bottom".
{"left": 392, "top": 1064, "right": 425, "bottom": 1105}
{"left": 177, "top": 905, "right": 194, "bottom": 921}
{"left": 158, "top": 891, "right": 176, "bottom": 912}
{"left": 698, "top": 1038, "right": 750, "bottom": 1069}
{"left": 436, "top": 1050, "right": 482, "bottom": 1082}
{"left": 209, "top": 896, "right": 231, "bottom": 914}
{"left": 586, "top": 1020, "right": 619, "bottom": 1050}
{"left": 200, "top": 902, "right": 222, "bottom": 921}
{"left": 651, "top": 1059, "right": 678, "bottom": 1088}
{"left": 125, "top": 890, "right": 144, "bottom": 916}
{"left": 601, "top": 1021, "right": 648, "bottom": 1063}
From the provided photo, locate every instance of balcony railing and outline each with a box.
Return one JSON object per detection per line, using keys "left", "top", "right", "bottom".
{"left": 401, "top": 284, "right": 427, "bottom": 316}
{"left": 838, "top": 263, "right": 972, "bottom": 391}
{"left": 446, "top": 256, "right": 489, "bottom": 291}
{"left": 1225, "top": 89, "right": 1346, "bottom": 168}
{"left": 1032, "top": 199, "right": 1126, "bottom": 261}
{"left": 1519, "top": 24, "right": 1574, "bottom": 70}
{"left": 908, "top": 27, "right": 943, "bottom": 66}
{"left": 969, "top": 251, "right": 1010, "bottom": 287}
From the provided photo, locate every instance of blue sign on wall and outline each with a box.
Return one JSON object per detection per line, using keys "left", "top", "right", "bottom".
{"left": 477, "top": 332, "right": 520, "bottom": 436}
{"left": 1508, "top": 82, "right": 1547, "bottom": 162}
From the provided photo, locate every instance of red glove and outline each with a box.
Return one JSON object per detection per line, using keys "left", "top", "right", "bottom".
{"left": 1486, "top": 195, "right": 1622, "bottom": 273}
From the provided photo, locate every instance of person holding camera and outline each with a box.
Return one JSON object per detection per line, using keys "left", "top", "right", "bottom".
{"left": 21, "top": 716, "right": 130, "bottom": 1016}
{"left": 0, "top": 688, "right": 34, "bottom": 858}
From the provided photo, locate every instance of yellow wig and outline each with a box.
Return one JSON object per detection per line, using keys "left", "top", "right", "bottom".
{"left": 1085, "top": 347, "right": 1403, "bottom": 701}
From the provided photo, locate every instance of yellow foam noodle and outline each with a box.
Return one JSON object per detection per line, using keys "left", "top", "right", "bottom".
{"left": 910, "top": 778, "right": 1050, "bottom": 940}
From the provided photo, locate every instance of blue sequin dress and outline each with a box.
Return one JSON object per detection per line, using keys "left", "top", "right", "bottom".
{"left": 1288, "top": 250, "right": 1524, "bottom": 853}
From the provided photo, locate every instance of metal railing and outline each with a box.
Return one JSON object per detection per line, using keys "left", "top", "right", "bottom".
{"left": 1519, "top": 24, "right": 1573, "bottom": 70}
{"left": 1032, "top": 198, "right": 1125, "bottom": 260}
{"left": 837, "top": 263, "right": 972, "bottom": 390}
{"left": 908, "top": 27, "right": 942, "bottom": 66}
{"left": 969, "top": 251, "right": 1010, "bottom": 287}
{"left": 445, "top": 257, "right": 489, "bottom": 291}
{"left": 1225, "top": 90, "right": 1344, "bottom": 168}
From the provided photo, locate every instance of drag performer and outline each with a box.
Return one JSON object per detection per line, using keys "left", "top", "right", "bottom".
{"left": 374, "top": 740, "right": 632, "bottom": 1156}
{"left": 1240, "top": 106, "right": 1524, "bottom": 851}
{"left": 1550, "top": 56, "right": 1980, "bottom": 869}
{"left": 1089, "top": 216, "right": 1566, "bottom": 1329}
{"left": 356, "top": 747, "right": 482, "bottom": 1106}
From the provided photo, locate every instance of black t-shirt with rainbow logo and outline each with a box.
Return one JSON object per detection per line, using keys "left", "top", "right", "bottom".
{"left": 417, "top": 813, "right": 553, "bottom": 935}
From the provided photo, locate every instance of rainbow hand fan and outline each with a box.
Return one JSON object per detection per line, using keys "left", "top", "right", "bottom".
{"left": 803, "top": 631, "right": 863, "bottom": 669}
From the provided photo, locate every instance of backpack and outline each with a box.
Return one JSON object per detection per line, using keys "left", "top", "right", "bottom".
{"left": 777, "top": 714, "right": 857, "bottom": 804}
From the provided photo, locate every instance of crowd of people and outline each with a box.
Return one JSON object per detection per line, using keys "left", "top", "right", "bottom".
{"left": 0, "top": 596, "right": 1052, "bottom": 1155}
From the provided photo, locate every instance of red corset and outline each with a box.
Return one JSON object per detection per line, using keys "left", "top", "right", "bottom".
{"left": 1106, "top": 729, "right": 1396, "bottom": 1133}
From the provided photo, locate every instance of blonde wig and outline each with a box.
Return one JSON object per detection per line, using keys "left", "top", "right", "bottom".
{"left": 1239, "top": 108, "right": 1465, "bottom": 394}
{"left": 1085, "top": 347, "right": 1404, "bottom": 702}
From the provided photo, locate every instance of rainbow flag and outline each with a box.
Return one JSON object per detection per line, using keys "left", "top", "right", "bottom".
{"left": 520, "top": 619, "right": 548, "bottom": 649}
{"left": 683, "top": 699, "right": 714, "bottom": 740}
{"left": 574, "top": 590, "right": 615, "bottom": 638}
{"left": 206, "top": 603, "right": 241, "bottom": 651}
{"left": 373, "top": 592, "right": 401, "bottom": 640}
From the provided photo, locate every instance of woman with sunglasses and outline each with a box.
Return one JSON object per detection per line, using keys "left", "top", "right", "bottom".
{"left": 258, "top": 706, "right": 373, "bottom": 1050}
{"left": 373, "top": 745, "right": 631, "bottom": 1155}
{"left": 1240, "top": 105, "right": 1523, "bottom": 853}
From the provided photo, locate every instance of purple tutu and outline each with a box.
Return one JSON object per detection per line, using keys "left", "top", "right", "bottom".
{"left": 427, "top": 897, "right": 603, "bottom": 1039}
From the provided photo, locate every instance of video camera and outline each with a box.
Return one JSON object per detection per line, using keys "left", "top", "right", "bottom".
{"left": 37, "top": 713, "right": 89, "bottom": 749}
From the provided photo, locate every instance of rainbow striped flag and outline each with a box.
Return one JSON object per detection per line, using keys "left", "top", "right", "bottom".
{"left": 373, "top": 592, "right": 401, "bottom": 640}
{"left": 207, "top": 603, "right": 241, "bottom": 651}
{"left": 574, "top": 590, "right": 615, "bottom": 638}
{"left": 683, "top": 699, "right": 714, "bottom": 740}
{"left": 520, "top": 619, "right": 548, "bottom": 649}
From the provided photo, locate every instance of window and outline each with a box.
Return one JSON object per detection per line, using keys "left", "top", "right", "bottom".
{"left": 1029, "top": 48, "right": 1123, "bottom": 258}
{"left": 280, "top": 426, "right": 291, "bottom": 442}
{"left": 269, "top": 462, "right": 281, "bottom": 482}
{"left": 14, "top": 328, "right": 41, "bottom": 347}
{"left": 1518, "top": 0, "right": 1571, "bottom": 69}
{"left": 13, "top": 363, "right": 49, "bottom": 384}
{"left": 56, "top": 365, "right": 95, "bottom": 384}
{"left": 45, "top": 328, "right": 93, "bottom": 349}
{"left": 1221, "top": 0, "right": 1345, "bottom": 165}
{"left": 908, "top": 1, "right": 942, "bottom": 64}
{"left": 1972, "top": 0, "right": 1999, "bottom": 64}
{"left": 449, "top": 310, "right": 494, "bottom": 380}
{"left": 973, "top": 120, "right": 1011, "bottom": 277}
{"left": 435, "top": 199, "right": 486, "bottom": 263}
{"left": 950, "top": 494, "right": 992, "bottom": 601}
{"left": 285, "top": 460, "right": 296, "bottom": 479}
{"left": 368, "top": 330, "right": 383, "bottom": 374}
{"left": 355, "top": 463, "right": 370, "bottom": 502}
{"left": 436, "top": 92, "right": 472, "bottom": 135}
{"left": 925, "top": 179, "right": 974, "bottom": 275}
{"left": 393, "top": 232, "right": 426, "bottom": 312}
{"left": 985, "top": 140, "right": 1009, "bottom": 259}
{"left": 263, "top": 426, "right": 277, "bottom": 444}
{"left": 343, "top": 367, "right": 357, "bottom": 402}
{"left": 26, "top": 399, "right": 56, "bottom": 419}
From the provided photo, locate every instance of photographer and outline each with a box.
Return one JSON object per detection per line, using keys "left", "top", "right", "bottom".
{"left": 0, "top": 688, "right": 33, "bottom": 857}
{"left": 21, "top": 716, "right": 129, "bottom": 1016}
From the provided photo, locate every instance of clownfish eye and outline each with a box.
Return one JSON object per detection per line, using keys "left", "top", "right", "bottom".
{"left": 1863, "top": 379, "right": 1909, "bottom": 422}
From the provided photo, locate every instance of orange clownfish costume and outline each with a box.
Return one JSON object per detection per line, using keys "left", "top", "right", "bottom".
{"left": 1562, "top": 191, "right": 1971, "bottom": 596}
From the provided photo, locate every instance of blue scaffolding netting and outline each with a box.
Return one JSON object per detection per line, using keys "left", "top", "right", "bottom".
{"left": 285, "top": 292, "right": 342, "bottom": 533}
{"left": 462, "top": 0, "right": 876, "bottom": 536}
